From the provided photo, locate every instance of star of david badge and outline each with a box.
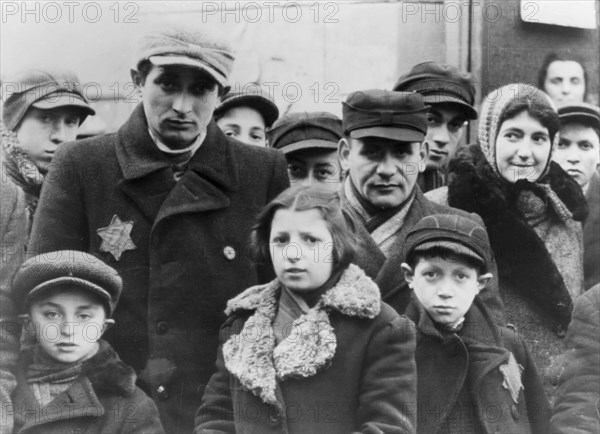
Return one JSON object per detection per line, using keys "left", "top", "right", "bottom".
{"left": 97, "top": 215, "right": 136, "bottom": 261}
{"left": 499, "top": 352, "right": 524, "bottom": 404}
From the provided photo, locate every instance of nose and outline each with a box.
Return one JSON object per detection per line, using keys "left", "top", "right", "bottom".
{"left": 300, "top": 169, "right": 316, "bottom": 187}
{"left": 431, "top": 125, "right": 450, "bottom": 146}
{"left": 376, "top": 152, "right": 397, "bottom": 178}
{"left": 172, "top": 91, "right": 193, "bottom": 114}
{"left": 436, "top": 282, "right": 453, "bottom": 299}
{"left": 565, "top": 148, "right": 580, "bottom": 164}
{"left": 285, "top": 242, "right": 302, "bottom": 263}
{"left": 49, "top": 122, "right": 67, "bottom": 144}
{"left": 516, "top": 142, "right": 534, "bottom": 161}
{"left": 60, "top": 320, "right": 75, "bottom": 337}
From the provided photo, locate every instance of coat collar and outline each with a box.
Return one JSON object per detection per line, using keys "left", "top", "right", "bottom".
{"left": 222, "top": 264, "right": 380, "bottom": 407}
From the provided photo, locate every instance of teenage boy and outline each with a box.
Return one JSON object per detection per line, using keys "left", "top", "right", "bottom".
{"left": 214, "top": 89, "right": 279, "bottom": 147}
{"left": 401, "top": 214, "right": 550, "bottom": 434}
{"left": 553, "top": 103, "right": 600, "bottom": 290}
{"left": 10, "top": 251, "right": 164, "bottom": 433}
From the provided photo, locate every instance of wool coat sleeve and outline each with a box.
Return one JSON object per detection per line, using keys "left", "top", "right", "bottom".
{"left": 355, "top": 312, "right": 417, "bottom": 434}
{"left": 550, "top": 286, "right": 600, "bottom": 434}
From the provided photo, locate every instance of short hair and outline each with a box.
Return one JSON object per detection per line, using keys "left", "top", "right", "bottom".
{"left": 537, "top": 52, "right": 588, "bottom": 101}
{"left": 406, "top": 247, "right": 486, "bottom": 276}
{"left": 250, "top": 185, "right": 358, "bottom": 273}
{"left": 498, "top": 91, "right": 560, "bottom": 143}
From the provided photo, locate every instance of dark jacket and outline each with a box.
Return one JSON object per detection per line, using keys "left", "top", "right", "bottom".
{"left": 11, "top": 340, "right": 164, "bottom": 434}
{"left": 344, "top": 185, "right": 505, "bottom": 325}
{"left": 550, "top": 284, "right": 600, "bottom": 434}
{"left": 26, "top": 104, "right": 289, "bottom": 433}
{"left": 196, "top": 264, "right": 417, "bottom": 434}
{"left": 406, "top": 294, "right": 551, "bottom": 434}
{"left": 583, "top": 171, "right": 600, "bottom": 290}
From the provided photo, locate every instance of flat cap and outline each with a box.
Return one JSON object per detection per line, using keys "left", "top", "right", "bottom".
{"left": 12, "top": 251, "right": 122, "bottom": 317}
{"left": 393, "top": 61, "right": 477, "bottom": 120}
{"left": 342, "top": 89, "right": 427, "bottom": 142}
{"left": 214, "top": 89, "right": 279, "bottom": 128}
{"left": 404, "top": 214, "right": 492, "bottom": 272}
{"left": 558, "top": 103, "right": 600, "bottom": 131}
{"left": 2, "top": 68, "right": 95, "bottom": 131}
{"left": 268, "top": 111, "right": 342, "bottom": 154}
{"left": 136, "top": 25, "right": 234, "bottom": 87}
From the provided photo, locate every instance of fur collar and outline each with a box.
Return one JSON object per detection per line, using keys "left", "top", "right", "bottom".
{"left": 223, "top": 264, "right": 380, "bottom": 406}
{"left": 447, "top": 144, "right": 586, "bottom": 333}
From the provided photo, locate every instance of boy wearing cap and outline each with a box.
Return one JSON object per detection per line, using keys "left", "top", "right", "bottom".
{"left": 214, "top": 88, "right": 279, "bottom": 147}
{"left": 268, "top": 111, "right": 343, "bottom": 192}
{"left": 338, "top": 89, "right": 504, "bottom": 323}
{"left": 401, "top": 214, "right": 550, "bottom": 434}
{"left": 28, "top": 25, "right": 288, "bottom": 433}
{"left": 10, "top": 251, "right": 164, "bottom": 433}
{"left": 553, "top": 103, "right": 600, "bottom": 290}
{"left": 394, "top": 61, "right": 478, "bottom": 192}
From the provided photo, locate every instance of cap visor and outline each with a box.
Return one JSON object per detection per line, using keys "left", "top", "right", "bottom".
{"left": 559, "top": 113, "right": 600, "bottom": 131}
{"left": 422, "top": 95, "right": 478, "bottom": 120}
{"left": 351, "top": 126, "right": 424, "bottom": 142}
{"left": 278, "top": 139, "right": 339, "bottom": 154}
{"left": 414, "top": 241, "right": 485, "bottom": 264}
{"left": 217, "top": 95, "right": 279, "bottom": 128}
{"left": 26, "top": 277, "right": 112, "bottom": 314}
{"left": 33, "top": 93, "right": 95, "bottom": 116}
{"left": 149, "top": 55, "right": 226, "bottom": 86}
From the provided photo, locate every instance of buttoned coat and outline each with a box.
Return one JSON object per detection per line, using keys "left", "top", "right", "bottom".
{"left": 405, "top": 295, "right": 551, "bottom": 434}
{"left": 26, "top": 104, "right": 289, "bottom": 433}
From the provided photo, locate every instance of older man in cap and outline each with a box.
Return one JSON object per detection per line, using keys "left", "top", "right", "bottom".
{"left": 338, "top": 89, "right": 503, "bottom": 320}
{"left": 28, "top": 26, "right": 288, "bottom": 433}
{"left": 394, "top": 61, "right": 478, "bottom": 192}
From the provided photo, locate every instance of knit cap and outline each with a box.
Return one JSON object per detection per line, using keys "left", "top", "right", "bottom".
{"left": 478, "top": 83, "right": 559, "bottom": 180}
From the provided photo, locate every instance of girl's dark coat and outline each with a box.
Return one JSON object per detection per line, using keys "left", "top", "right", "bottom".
{"left": 11, "top": 340, "right": 164, "bottom": 434}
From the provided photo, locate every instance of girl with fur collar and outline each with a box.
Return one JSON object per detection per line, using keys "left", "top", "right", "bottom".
{"left": 426, "top": 83, "right": 588, "bottom": 400}
{"left": 195, "top": 185, "right": 417, "bottom": 434}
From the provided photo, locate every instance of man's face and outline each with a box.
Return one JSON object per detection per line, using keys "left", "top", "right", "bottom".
{"left": 16, "top": 107, "right": 82, "bottom": 174}
{"left": 339, "top": 135, "right": 428, "bottom": 209}
{"left": 554, "top": 123, "right": 600, "bottom": 190}
{"left": 133, "top": 64, "right": 220, "bottom": 150}
{"left": 216, "top": 106, "right": 267, "bottom": 147}
{"left": 544, "top": 61, "right": 586, "bottom": 108}
{"left": 424, "top": 103, "right": 468, "bottom": 170}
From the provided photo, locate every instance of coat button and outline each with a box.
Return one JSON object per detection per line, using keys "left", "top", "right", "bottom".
{"left": 157, "top": 385, "right": 170, "bottom": 401}
{"left": 156, "top": 321, "right": 168, "bottom": 334}
{"left": 223, "top": 246, "right": 236, "bottom": 260}
{"left": 510, "top": 404, "right": 519, "bottom": 420}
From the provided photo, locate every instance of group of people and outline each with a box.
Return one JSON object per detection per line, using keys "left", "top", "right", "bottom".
{"left": 1, "top": 23, "right": 598, "bottom": 434}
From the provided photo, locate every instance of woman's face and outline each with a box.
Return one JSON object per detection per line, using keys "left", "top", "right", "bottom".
{"left": 543, "top": 60, "right": 586, "bottom": 108}
{"left": 495, "top": 111, "right": 552, "bottom": 183}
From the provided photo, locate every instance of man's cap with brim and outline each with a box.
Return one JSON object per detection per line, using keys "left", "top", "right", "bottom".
{"left": 342, "top": 89, "right": 428, "bottom": 142}
{"left": 413, "top": 241, "right": 485, "bottom": 264}
{"left": 268, "top": 112, "right": 342, "bottom": 154}
{"left": 31, "top": 91, "right": 96, "bottom": 115}
{"left": 558, "top": 103, "right": 600, "bottom": 131}
{"left": 214, "top": 90, "right": 279, "bottom": 128}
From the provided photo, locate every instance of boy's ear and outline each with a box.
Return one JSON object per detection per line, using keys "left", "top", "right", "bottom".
{"left": 338, "top": 138, "right": 351, "bottom": 172}
{"left": 401, "top": 263, "right": 414, "bottom": 288}
{"left": 477, "top": 273, "right": 493, "bottom": 292}
{"left": 102, "top": 319, "right": 115, "bottom": 334}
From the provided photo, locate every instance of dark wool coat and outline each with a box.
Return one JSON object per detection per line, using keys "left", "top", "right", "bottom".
{"left": 196, "top": 264, "right": 417, "bottom": 434}
{"left": 405, "top": 294, "right": 551, "bottom": 434}
{"left": 343, "top": 186, "right": 506, "bottom": 326}
{"left": 26, "top": 104, "right": 289, "bottom": 433}
{"left": 583, "top": 171, "right": 600, "bottom": 290}
{"left": 550, "top": 284, "right": 600, "bottom": 434}
{"left": 11, "top": 340, "right": 164, "bottom": 434}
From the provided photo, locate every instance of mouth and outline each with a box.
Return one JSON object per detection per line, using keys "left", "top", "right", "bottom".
{"left": 433, "top": 305, "right": 455, "bottom": 313}
{"left": 372, "top": 184, "right": 399, "bottom": 191}
{"left": 285, "top": 268, "right": 306, "bottom": 274}
{"left": 165, "top": 119, "right": 195, "bottom": 129}
{"left": 429, "top": 151, "right": 447, "bottom": 159}
{"left": 566, "top": 169, "right": 582, "bottom": 175}
{"left": 56, "top": 343, "right": 77, "bottom": 350}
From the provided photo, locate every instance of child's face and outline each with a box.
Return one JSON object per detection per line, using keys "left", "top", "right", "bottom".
{"left": 402, "top": 255, "right": 492, "bottom": 326}
{"left": 270, "top": 208, "right": 334, "bottom": 294}
{"left": 28, "top": 286, "right": 112, "bottom": 364}
{"left": 216, "top": 106, "right": 267, "bottom": 147}
{"left": 286, "top": 147, "right": 341, "bottom": 192}
{"left": 554, "top": 123, "right": 600, "bottom": 190}
{"left": 495, "top": 111, "right": 552, "bottom": 183}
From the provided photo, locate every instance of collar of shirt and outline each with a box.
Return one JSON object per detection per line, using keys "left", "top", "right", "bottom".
{"left": 148, "top": 128, "right": 205, "bottom": 156}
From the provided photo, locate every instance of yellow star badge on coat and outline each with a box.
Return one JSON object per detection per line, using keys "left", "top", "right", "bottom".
{"left": 97, "top": 215, "right": 136, "bottom": 261}
{"left": 499, "top": 352, "right": 524, "bottom": 404}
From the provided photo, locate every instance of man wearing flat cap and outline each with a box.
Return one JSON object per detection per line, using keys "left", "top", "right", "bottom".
{"left": 28, "top": 25, "right": 288, "bottom": 433}
{"left": 338, "top": 89, "right": 503, "bottom": 321}
{"left": 394, "top": 61, "right": 478, "bottom": 192}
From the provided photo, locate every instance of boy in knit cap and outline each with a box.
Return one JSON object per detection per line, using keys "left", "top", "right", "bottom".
{"left": 9, "top": 251, "right": 164, "bottom": 433}
{"left": 401, "top": 214, "right": 550, "bottom": 434}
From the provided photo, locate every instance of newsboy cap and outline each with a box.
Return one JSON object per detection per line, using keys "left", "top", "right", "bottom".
{"left": 342, "top": 89, "right": 428, "bottom": 142}
{"left": 2, "top": 68, "right": 95, "bottom": 131}
{"left": 393, "top": 61, "right": 478, "bottom": 120}
{"left": 404, "top": 214, "right": 492, "bottom": 272}
{"left": 12, "top": 251, "right": 122, "bottom": 317}
{"left": 558, "top": 103, "right": 600, "bottom": 132}
{"left": 214, "top": 88, "right": 279, "bottom": 128}
{"left": 268, "top": 111, "right": 343, "bottom": 154}
{"left": 136, "top": 25, "right": 235, "bottom": 87}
